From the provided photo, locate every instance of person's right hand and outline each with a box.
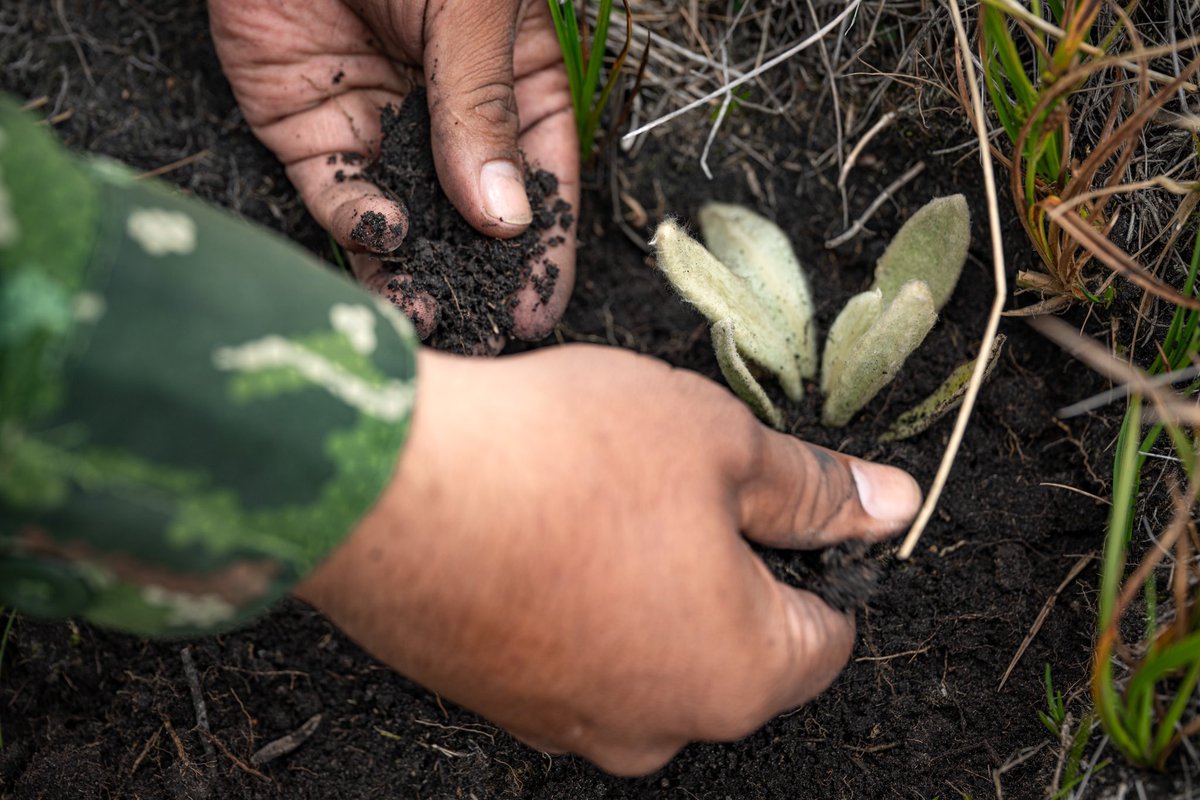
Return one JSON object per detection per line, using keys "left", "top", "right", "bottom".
{"left": 296, "top": 345, "right": 921, "bottom": 775}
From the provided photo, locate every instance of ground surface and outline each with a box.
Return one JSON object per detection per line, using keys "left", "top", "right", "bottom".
{"left": 0, "top": 1, "right": 1184, "bottom": 798}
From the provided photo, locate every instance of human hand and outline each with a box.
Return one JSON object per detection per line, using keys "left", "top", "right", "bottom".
{"left": 295, "top": 346, "right": 921, "bottom": 775}
{"left": 209, "top": 0, "right": 578, "bottom": 341}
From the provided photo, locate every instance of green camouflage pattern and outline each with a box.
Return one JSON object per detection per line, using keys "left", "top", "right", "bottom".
{"left": 0, "top": 96, "right": 418, "bottom": 636}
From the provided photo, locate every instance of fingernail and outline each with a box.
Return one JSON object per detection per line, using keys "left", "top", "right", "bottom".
{"left": 481, "top": 160, "right": 532, "bottom": 226}
{"left": 850, "top": 462, "right": 922, "bottom": 526}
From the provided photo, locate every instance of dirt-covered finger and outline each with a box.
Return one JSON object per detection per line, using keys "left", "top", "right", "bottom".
{"left": 348, "top": 253, "right": 439, "bottom": 339}
{"left": 289, "top": 156, "right": 409, "bottom": 253}
{"left": 736, "top": 436, "right": 921, "bottom": 550}
{"left": 509, "top": 69, "right": 578, "bottom": 340}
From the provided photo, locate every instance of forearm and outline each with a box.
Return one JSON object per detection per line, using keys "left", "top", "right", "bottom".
{"left": 0, "top": 94, "right": 418, "bottom": 636}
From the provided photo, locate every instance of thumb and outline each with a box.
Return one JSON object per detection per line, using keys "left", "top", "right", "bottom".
{"left": 422, "top": 1, "right": 532, "bottom": 237}
{"left": 736, "top": 434, "right": 922, "bottom": 550}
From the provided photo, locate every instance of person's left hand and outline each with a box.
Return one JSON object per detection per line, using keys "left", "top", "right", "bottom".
{"left": 209, "top": 0, "right": 578, "bottom": 342}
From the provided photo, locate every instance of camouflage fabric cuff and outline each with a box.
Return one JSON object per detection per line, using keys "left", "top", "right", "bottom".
{"left": 0, "top": 96, "right": 418, "bottom": 637}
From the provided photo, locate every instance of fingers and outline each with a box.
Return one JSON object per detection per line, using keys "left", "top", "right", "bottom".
{"left": 736, "top": 432, "right": 922, "bottom": 550}
{"left": 290, "top": 157, "right": 411, "bottom": 253}
{"left": 210, "top": 0, "right": 416, "bottom": 253}
{"left": 771, "top": 584, "right": 856, "bottom": 709}
{"left": 347, "top": 253, "right": 438, "bottom": 339}
{"left": 252, "top": 87, "right": 415, "bottom": 254}
{"left": 422, "top": 1, "right": 531, "bottom": 236}
{"left": 510, "top": 35, "right": 579, "bottom": 340}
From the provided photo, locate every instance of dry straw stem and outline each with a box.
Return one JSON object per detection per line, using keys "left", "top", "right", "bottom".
{"left": 837, "top": 110, "right": 897, "bottom": 190}
{"left": 1030, "top": 315, "right": 1200, "bottom": 426}
{"left": 896, "top": 0, "right": 1007, "bottom": 561}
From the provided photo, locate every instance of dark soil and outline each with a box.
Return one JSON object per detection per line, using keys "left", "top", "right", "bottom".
{"left": 364, "top": 89, "right": 571, "bottom": 353}
{"left": 0, "top": 2, "right": 1178, "bottom": 798}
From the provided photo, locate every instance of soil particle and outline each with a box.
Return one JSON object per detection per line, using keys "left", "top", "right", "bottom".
{"left": 349, "top": 208, "right": 404, "bottom": 251}
{"left": 994, "top": 542, "right": 1034, "bottom": 593}
{"left": 13, "top": 744, "right": 104, "bottom": 800}
{"left": 367, "top": 89, "right": 571, "bottom": 353}
{"left": 767, "top": 542, "right": 886, "bottom": 613}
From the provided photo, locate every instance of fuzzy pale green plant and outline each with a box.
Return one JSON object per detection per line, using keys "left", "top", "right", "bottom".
{"left": 653, "top": 195, "right": 971, "bottom": 430}
{"left": 821, "top": 195, "right": 970, "bottom": 426}
{"left": 653, "top": 207, "right": 815, "bottom": 402}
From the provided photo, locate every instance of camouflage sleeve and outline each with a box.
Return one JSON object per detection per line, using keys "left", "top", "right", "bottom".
{"left": 0, "top": 95, "right": 418, "bottom": 637}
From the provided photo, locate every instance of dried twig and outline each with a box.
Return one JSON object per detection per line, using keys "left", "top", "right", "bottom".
{"left": 180, "top": 646, "right": 215, "bottom": 763}
{"left": 53, "top": 0, "right": 95, "bottom": 87}
{"left": 997, "top": 553, "right": 1095, "bottom": 691}
{"left": 837, "top": 110, "right": 897, "bottom": 190}
{"left": 138, "top": 150, "right": 211, "bottom": 180}
{"left": 129, "top": 723, "right": 163, "bottom": 778}
{"left": 206, "top": 732, "right": 269, "bottom": 781}
{"left": 824, "top": 161, "right": 925, "bottom": 248}
{"left": 622, "top": 0, "right": 863, "bottom": 140}
{"left": 250, "top": 713, "right": 323, "bottom": 767}
{"left": 1058, "top": 361, "right": 1200, "bottom": 418}
{"left": 1031, "top": 316, "right": 1200, "bottom": 426}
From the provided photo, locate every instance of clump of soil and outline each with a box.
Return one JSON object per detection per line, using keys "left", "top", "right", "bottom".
{"left": 361, "top": 88, "right": 573, "bottom": 353}
{"left": 774, "top": 542, "right": 887, "bottom": 613}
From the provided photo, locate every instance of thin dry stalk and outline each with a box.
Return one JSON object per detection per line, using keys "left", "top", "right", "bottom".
{"left": 997, "top": 553, "right": 1096, "bottom": 691}
{"left": 897, "top": 0, "right": 1008, "bottom": 560}
{"left": 1030, "top": 316, "right": 1200, "bottom": 426}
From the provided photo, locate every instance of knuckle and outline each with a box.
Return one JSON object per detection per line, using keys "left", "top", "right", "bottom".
{"left": 431, "top": 80, "right": 519, "bottom": 136}
{"left": 588, "top": 744, "right": 680, "bottom": 777}
{"left": 468, "top": 83, "right": 520, "bottom": 127}
{"left": 666, "top": 369, "right": 767, "bottom": 476}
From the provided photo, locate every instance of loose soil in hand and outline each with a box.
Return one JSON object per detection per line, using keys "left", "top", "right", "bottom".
{"left": 361, "top": 88, "right": 572, "bottom": 353}
{"left": 2, "top": 2, "right": 1185, "bottom": 799}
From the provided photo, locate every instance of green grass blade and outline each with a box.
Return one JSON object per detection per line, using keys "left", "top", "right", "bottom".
{"left": 983, "top": 54, "right": 1022, "bottom": 144}
{"left": 984, "top": 8, "right": 1039, "bottom": 115}
{"left": 1097, "top": 654, "right": 1141, "bottom": 759}
{"left": 584, "top": 0, "right": 632, "bottom": 154}
{"left": 579, "top": 0, "right": 614, "bottom": 125}
{"left": 547, "top": 1, "right": 584, "bottom": 111}
{"left": 1152, "top": 656, "right": 1200, "bottom": 757}
{"left": 1127, "top": 631, "right": 1200, "bottom": 703}
{"left": 1102, "top": 398, "right": 1141, "bottom": 628}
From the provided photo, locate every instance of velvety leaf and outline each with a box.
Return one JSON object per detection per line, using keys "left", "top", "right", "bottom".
{"left": 699, "top": 203, "right": 818, "bottom": 378}
{"left": 872, "top": 194, "right": 969, "bottom": 312}
{"left": 653, "top": 219, "right": 803, "bottom": 399}
{"left": 822, "top": 281, "right": 937, "bottom": 427}
{"left": 820, "top": 289, "right": 882, "bottom": 396}
{"left": 711, "top": 318, "right": 782, "bottom": 429}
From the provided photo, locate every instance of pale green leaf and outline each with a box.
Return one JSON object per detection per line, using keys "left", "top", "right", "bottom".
{"left": 822, "top": 281, "right": 937, "bottom": 427}
{"left": 653, "top": 220, "right": 802, "bottom": 399}
{"left": 872, "top": 194, "right": 969, "bottom": 312}
{"left": 820, "top": 289, "right": 882, "bottom": 396}
{"left": 879, "top": 334, "right": 1007, "bottom": 442}
{"left": 698, "top": 203, "right": 818, "bottom": 378}
{"left": 712, "top": 318, "right": 782, "bottom": 428}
